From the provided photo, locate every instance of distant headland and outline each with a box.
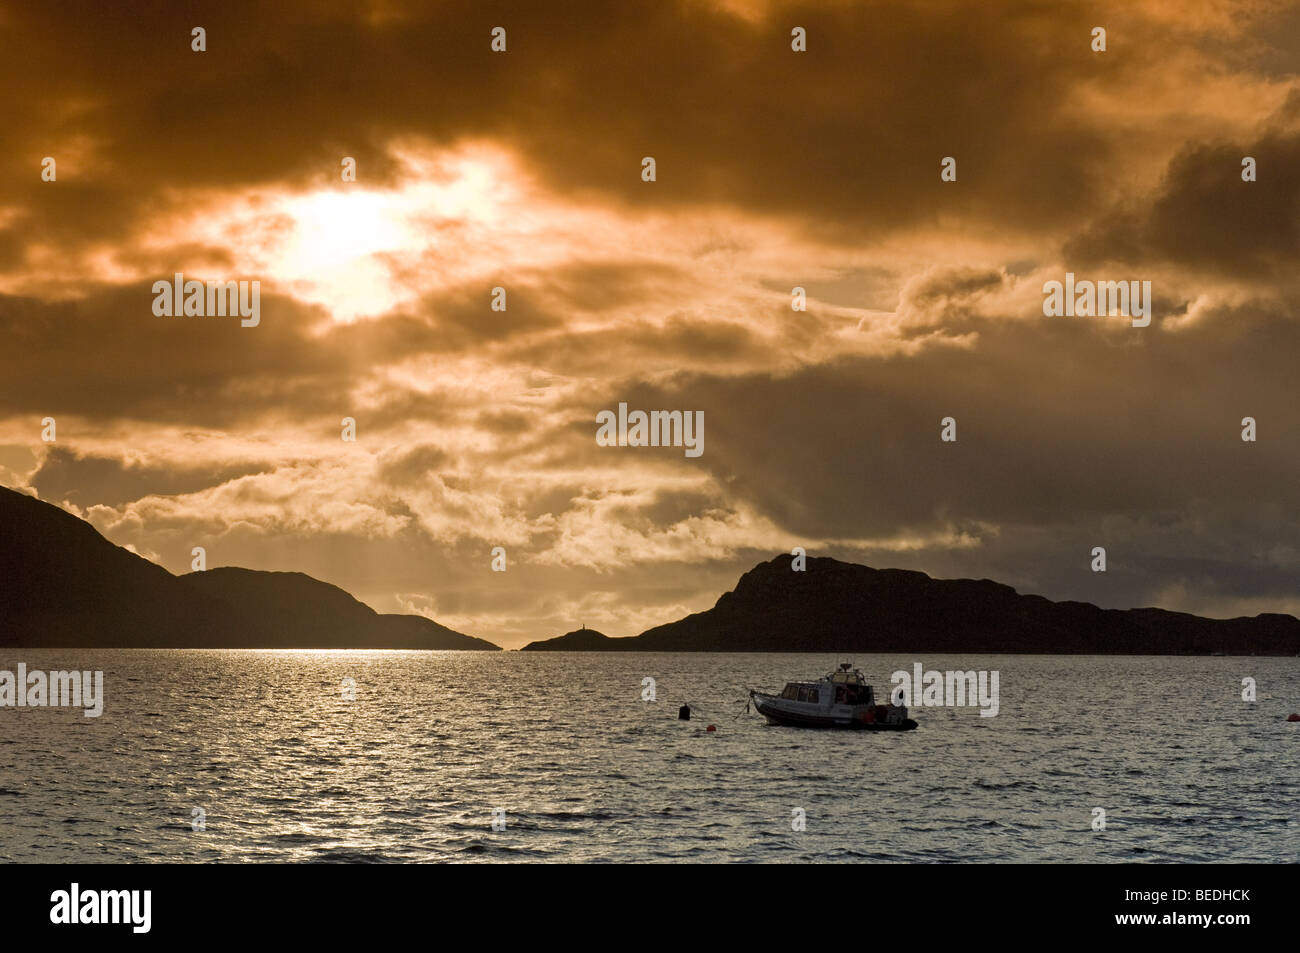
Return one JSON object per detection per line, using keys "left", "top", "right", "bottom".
{"left": 0, "top": 486, "right": 497, "bottom": 650}
{"left": 521, "top": 555, "right": 1300, "bottom": 656}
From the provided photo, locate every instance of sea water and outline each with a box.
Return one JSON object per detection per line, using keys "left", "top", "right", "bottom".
{"left": 0, "top": 650, "right": 1295, "bottom": 863}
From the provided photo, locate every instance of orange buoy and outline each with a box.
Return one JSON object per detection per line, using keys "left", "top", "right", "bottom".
{"left": 1287, "top": 714, "right": 1300, "bottom": 722}
{"left": 706, "top": 724, "right": 716, "bottom": 732}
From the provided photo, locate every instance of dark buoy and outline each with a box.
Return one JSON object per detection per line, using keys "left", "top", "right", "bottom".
{"left": 706, "top": 724, "right": 716, "bottom": 732}
{"left": 1287, "top": 713, "right": 1300, "bottom": 722}
{"left": 678, "top": 704, "right": 691, "bottom": 721}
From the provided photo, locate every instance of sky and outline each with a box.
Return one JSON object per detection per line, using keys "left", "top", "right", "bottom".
{"left": 1, "top": 0, "right": 1298, "bottom": 648}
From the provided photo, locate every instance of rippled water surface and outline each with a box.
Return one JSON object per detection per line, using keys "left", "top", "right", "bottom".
{"left": 0, "top": 650, "right": 1295, "bottom": 862}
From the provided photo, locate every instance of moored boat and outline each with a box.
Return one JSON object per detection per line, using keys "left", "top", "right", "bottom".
{"left": 750, "top": 663, "right": 918, "bottom": 730}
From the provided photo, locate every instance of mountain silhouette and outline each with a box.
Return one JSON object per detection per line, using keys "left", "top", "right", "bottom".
{"left": 7, "top": 485, "right": 1296, "bottom": 655}
{"left": 0, "top": 486, "right": 498, "bottom": 649}
{"left": 522, "top": 554, "right": 1300, "bottom": 655}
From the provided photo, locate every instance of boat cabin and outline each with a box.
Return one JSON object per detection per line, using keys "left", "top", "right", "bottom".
{"left": 778, "top": 664, "right": 876, "bottom": 707}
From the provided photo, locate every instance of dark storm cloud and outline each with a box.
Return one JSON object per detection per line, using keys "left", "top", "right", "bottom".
{"left": 895, "top": 265, "right": 1008, "bottom": 331}
{"left": 0, "top": 276, "right": 562, "bottom": 428}
{"left": 406, "top": 281, "right": 566, "bottom": 348}
{"left": 377, "top": 444, "right": 451, "bottom": 485}
{"left": 30, "top": 446, "right": 268, "bottom": 507}
{"left": 1067, "top": 95, "right": 1300, "bottom": 282}
{"left": 665, "top": 311, "right": 1299, "bottom": 537}
{"left": 0, "top": 0, "right": 1192, "bottom": 261}
{"left": 596, "top": 297, "right": 1300, "bottom": 613}
{"left": 0, "top": 285, "right": 347, "bottom": 425}
{"left": 0, "top": 258, "right": 707, "bottom": 433}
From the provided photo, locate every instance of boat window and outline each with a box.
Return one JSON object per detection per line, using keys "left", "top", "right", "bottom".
{"left": 781, "top": 684, "right": 798, "bottom": 699}
{"left": 808, "top": 689, "right": 819, "bottom": 704}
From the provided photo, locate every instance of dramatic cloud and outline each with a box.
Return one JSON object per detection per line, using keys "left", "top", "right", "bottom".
{"left": 1, "top": 1, "right": 1297, "bottom": 645}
